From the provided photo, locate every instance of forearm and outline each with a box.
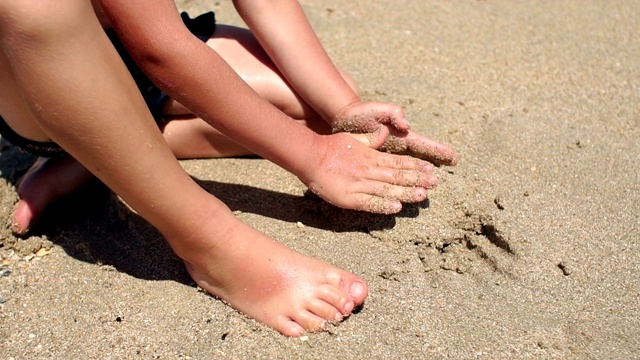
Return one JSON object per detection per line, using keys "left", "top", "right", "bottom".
{"left": 99, "top": 0, "right": 319, "bottom": 179}
{"left": 148, "top": 35, "right": 316, "bottom": 174}
{"left": 233, "top": 0, "right": 360, "bottom": 123}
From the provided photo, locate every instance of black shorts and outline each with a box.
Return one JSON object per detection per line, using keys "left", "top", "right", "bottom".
{"left": 0, "top": 11, "right": 216, "bottom": 158}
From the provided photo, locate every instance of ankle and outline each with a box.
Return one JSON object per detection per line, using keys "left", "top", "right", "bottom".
{"left": 161, "top": 205, "right": 245, "bottom": 265}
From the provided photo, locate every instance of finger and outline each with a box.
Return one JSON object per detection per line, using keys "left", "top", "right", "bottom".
{"left": 370, "top": 103, "right": 411, "bottom": 132}
{"left": 349, "top": 193, "right": 403, "bottom": 214}
{"left": 353, "top": 181, "right": 429, "bottom": 204}
{"left": 374, "top": 152, "right": 435, "bottom": 172}
{"left": 382, "top": 131, "right": 460, "bottom": 166}
{"left": 367, "top": 167, "right": 438, "bottom": 188}
{"left": 404, "top": 133, "right": 459, "bottom": 166}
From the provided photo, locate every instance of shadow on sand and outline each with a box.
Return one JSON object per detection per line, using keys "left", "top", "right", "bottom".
{"left": 0, "top": 147, "right": 429, "bottom": 286}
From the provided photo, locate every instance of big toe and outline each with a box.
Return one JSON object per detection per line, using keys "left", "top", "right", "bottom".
{"left": 349, "top": 280, "right": 368, "bottom": 303}
{"left": 324, "top": 269, "right": 369, "bottom": 307}
{"left": 11, "top": 200, "right": 38, "bottom": 235}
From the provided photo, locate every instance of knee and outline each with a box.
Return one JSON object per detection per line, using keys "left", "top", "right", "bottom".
{"left": 0, "top": 0, "right": 88, "bottom": 46}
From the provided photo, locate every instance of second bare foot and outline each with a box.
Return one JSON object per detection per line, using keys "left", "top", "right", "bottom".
{"left": 182, "top": 219, "right": 368, "bottom": 337}
{"left": 12, "top": 156, "right": 94, "bottom": 235}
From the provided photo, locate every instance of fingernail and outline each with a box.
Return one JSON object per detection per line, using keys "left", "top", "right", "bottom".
{"left": 427, "top": 176, "right": 440, "bottom": 189}
{"left": 350, "top": 281, "right": 365, "bottom": 298}
{"left": 451, "top": 153, "right": 461, "bottom": 166}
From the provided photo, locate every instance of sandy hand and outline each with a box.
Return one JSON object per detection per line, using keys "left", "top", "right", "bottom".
{"left": 301, "top": 127, "right": 439, "bottom": 214}
{"left": 332, "top": 101, "right": 459, "bottom": 166}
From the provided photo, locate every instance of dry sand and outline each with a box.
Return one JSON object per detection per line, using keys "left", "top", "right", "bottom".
{"left": 1, "top": 0, "right": 639, "bottom": 358}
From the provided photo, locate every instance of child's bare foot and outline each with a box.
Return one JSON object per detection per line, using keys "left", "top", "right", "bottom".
{"left": 11, "top": 156, "right": 94, "bottom": 235}
{"left": 182, "top": 218, "right": 368, "bottom": 337}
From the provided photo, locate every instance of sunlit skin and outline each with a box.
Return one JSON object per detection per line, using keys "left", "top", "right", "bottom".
{"left": 0, "top": 0, "right": 457, "bottom": 336}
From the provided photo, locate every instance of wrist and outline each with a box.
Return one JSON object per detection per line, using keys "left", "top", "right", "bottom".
{"left": 326, "top": 97, "right": 361, "bottom": 126}
{"left": 294, "top": 133, "right": 329, "bottom": 188}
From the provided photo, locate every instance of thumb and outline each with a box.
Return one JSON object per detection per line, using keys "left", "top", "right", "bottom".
{"left": 375, "top": 104, "right": 410, "bottom": 132}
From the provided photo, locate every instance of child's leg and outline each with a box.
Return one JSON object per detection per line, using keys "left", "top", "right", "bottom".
{"left": 10, "top": 24, "right": 350, "bottom": 228}
{"left": 0, "top": 29, "right": 96, "bottom": 234}
{"left": 10, "top": 156, "right": 94, "bottom": 235}
{"left": 160, "top": 24, "right": 349, "bottom": 159}
{"left": 1, "top": 0, "right": 366, "bottom": 336}
{"left": 160, "top": 24, "right": 457, "bottom": 166}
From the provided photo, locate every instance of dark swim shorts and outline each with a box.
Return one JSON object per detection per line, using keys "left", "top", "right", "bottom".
{"left": 0, "top": 11, "right": 216, "bottom": 158}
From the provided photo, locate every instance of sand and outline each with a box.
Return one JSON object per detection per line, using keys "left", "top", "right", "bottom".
{"left": 1, "top": 0, "right": 639, "bottom": 358}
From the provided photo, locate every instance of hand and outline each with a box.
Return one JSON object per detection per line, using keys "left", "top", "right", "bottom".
{"left": 301, "top": 127, "right": 439, "bottom": 214}
{"left": 332, "top": 101, "right": 459, "bottom": 166}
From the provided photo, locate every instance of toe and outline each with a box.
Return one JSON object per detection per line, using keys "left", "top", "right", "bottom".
{"left": 307, "top": 297, "right": 344, "bottom": 322}
{"left": 314, "top": 283, "right": 352, "bottom": 316}
{"left": 11, "top": 200, "right": 35, "bottom": 235}
{"left": 323, "top": 269, "right": 369, "bottom": 306}
{"left": 290, "top": 310, "right": 327, "bottom": 333}
{"left": 277, "top": 318, "right": 306, "bottom": 338}
{"left": 348, "top": 280, "right": 368, "bottom": 305}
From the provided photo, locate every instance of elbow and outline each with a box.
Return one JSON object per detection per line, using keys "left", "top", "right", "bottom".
{"left": 124, "top": 33, "right": 195, "bottom": 92}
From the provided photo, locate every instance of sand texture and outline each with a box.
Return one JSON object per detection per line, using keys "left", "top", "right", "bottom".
{"left": 1, "top": 0, "right": 639, "bottom": 358}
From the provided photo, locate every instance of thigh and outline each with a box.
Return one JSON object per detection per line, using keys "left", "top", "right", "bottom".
{"left": 0, "top": 0, "right": 104, "bottom": 145}
{"left": 0, "top": 51, "right": 51, "bottom": 142}
{"left": 163, "top": 25, "right": 316, "bottom": 121}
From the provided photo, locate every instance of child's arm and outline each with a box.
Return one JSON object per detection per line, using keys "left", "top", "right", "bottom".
{"left": 233, "top": 0, "right": 407, "bottom": 129}
{"left": 98, "top": 0, "right": 437, "bottom": 213}
{"left": 100, "top": 0, "right": 312, "bottom": 174}
{"left": 233, "top": 0, "right": 458, "bottom": 165}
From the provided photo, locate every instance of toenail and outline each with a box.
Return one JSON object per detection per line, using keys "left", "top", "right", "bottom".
{"left": 350, "top": 281, "right": 365, "bottom": 298}
{"left": 335, "top": 312, "right": 343, "bottom": 321}
{"left": 344, "top": 301, "right": 354, "bottom": 314}
{"left": 312, "top": 321, "right": 327, "bottom": 332}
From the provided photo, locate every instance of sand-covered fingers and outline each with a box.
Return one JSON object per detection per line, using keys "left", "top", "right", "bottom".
{"left": 333, "top": 101, "right": 410, "bottom": 133}
{"left": 371, "top": 152, "right": 439, "bottom": 187}
{"left": 346, "top": 186, "right": 428, "bottom": 214}
{"left": 380, "top": 168, "right": 438, "bottom": 188}
{"left": 369, "top": 182, "right": 428, "bottom": 203}
{"left": 333, "top": 100, "right": 459, "bottom": 166}
{"left": 353, "top": 194, "right": 402, "bottom": 214}
{"left": 374, "top": 148, "right": 433, "bottom": 169}
{"left": 300, "top": 132, "right": 442, "bottom": 213}
{"left": 380, "top": 130, "right": 460, "bottom": 166}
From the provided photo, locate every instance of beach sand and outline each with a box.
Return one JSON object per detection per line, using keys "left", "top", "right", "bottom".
{"left": 1, "top": 0, "right": 638, "bottom": 358}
